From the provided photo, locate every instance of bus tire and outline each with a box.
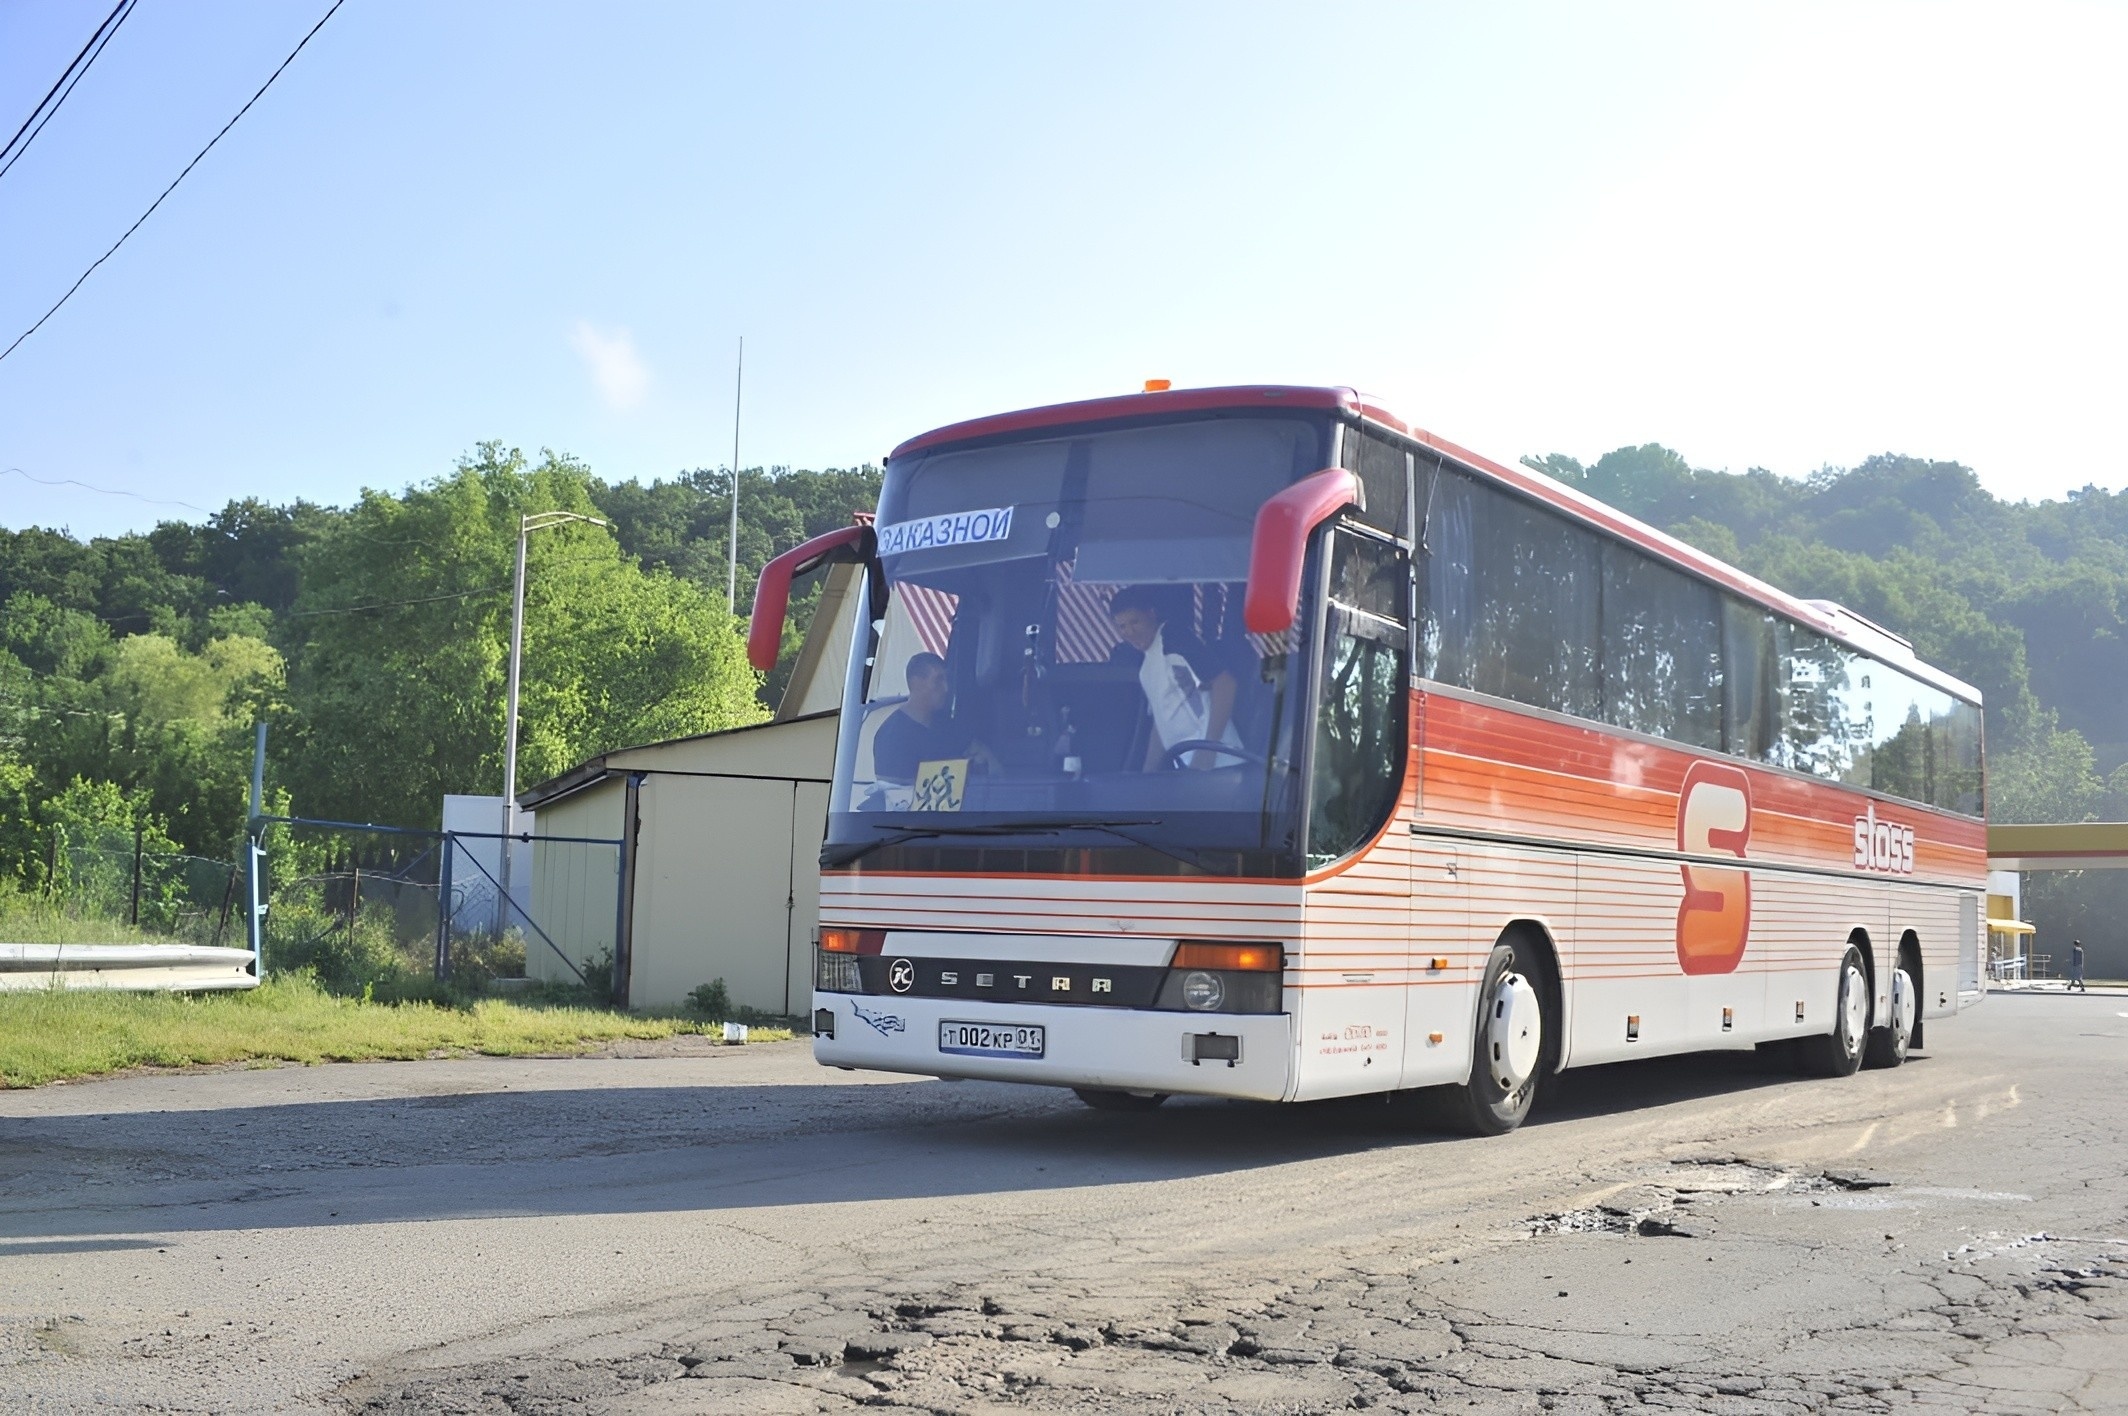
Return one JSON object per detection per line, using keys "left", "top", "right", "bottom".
{"left": 1863, "top": 961, "right": 1916, "bottom": 1069}
{"left": 1073, "top": 1088, "right": 1168, "bottom": 1112}
{"left": 1431, "top": 940, "right": 1549, "bottom": 1136}
{"left": 1797, "top": 946, "right": 1869, "bottom": 1078}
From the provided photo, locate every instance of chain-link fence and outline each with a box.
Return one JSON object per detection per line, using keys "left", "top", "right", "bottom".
{"left": 256, "top": 818, "right": 622, "bottom": 999}
{"left": 40, "top": 824, "right": 244, "bottom": 947}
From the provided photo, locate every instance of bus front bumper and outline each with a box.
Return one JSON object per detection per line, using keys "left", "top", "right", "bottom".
{"left": 812, "top": 993, "right": 1295, "bottom": 1101}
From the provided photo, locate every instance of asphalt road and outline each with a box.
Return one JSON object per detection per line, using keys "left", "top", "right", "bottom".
{"left": 2, "top": 992, "right": 2124, "bottom": 1415}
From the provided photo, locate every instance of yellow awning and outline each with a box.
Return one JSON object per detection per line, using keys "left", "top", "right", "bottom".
{"left": 1986, "top": 919, "right": 2037, "bottom": 936}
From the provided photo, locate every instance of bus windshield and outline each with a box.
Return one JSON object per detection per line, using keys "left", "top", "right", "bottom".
{"left": 825, "top": 414, "right": 1335, "bottom": 872}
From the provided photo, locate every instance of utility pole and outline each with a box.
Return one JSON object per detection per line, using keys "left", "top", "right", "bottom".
{"left": 728, "top": 335, "right": 743, "bottom": 613}
{"left": 245, "top": 720, "right": 266, "bottom": 975}
{"left": 499, "top": 511, "right": 611, "bottom": 933}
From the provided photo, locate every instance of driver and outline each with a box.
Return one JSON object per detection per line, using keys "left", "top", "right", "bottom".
{"left": 874, "top": 652, "right": 1000, "bottom": 782}
{"left": 1107, "top": 585, "right": 1243, "bottom": 771}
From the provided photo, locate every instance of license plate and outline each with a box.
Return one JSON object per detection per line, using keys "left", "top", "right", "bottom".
{"left": 938, "top": 1020, "right": 1045, "bottom": 1059}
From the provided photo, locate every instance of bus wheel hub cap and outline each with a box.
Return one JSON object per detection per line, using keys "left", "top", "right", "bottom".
{"left": 1490, "top": 972, "right": 1542, "bottom": 1091}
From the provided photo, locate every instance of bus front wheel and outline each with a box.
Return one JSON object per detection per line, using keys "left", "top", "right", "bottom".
{"left": 1797, "top": 946, "right": 1870, "bottom": 1078}
{"left": 1427, "top": 941, "right": 1549, "bottom": 1136}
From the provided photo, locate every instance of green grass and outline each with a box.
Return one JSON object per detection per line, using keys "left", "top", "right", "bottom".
{"left": 0, "top": 975, "right": 793, "bottom": 1089}
{"left": 0, "top": 890, "right": 212, "bottom": 947}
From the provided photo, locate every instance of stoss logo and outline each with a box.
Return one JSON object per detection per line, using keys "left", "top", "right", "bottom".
{"left": 1853, "top": 802, "right": 1916, "bottom": 874}
{"left": 1676, "top": 761, "right": 1752, "bottom": 976}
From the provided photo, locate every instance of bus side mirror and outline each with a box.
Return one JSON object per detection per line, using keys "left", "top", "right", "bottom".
{"left": 1243, "top": 467, "right": 1361, "bottom": 635}
{"left": 748, "top": 524, "right": 875, "bottom": 672}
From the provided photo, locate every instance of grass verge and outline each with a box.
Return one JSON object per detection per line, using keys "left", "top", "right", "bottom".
{"left": 0, "top": 975, "right": 793, "bottom": 1088}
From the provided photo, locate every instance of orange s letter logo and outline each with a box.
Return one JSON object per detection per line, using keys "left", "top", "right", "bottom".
{"left": 1676, "top": 761, "right": 1751, "bottom": 975}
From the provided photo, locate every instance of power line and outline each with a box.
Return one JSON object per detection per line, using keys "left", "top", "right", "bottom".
{"left": 0, "top": 0, "right": 133, "bottom": 179}
{"left": 0, "top": 0, "right": 138, "bottom": 184}
{"left": 285, "top": 584, "right": 510, "bottom": 620}
{"left": 0, "top": 0, "right": 348, "bottom": 367}
{"left": 2, "top": 466, "right": 218, "bottom": 516}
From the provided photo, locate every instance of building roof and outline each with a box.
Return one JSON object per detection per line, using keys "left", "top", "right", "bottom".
{"left": 516, "top": 710, "right": 837, "bottom": 811}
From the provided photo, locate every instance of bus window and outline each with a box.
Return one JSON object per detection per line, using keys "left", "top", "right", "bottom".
{"left": 1342, "top": 429, "right": 1413, "bottom": 543}
{"left": 1722, "top": 601, "right": 1779, "bottom": 762}
{"left": 1418, "top": 459, "right": 1477, "bottom": 690}
{"left": 1937, "top": 699, "right": 1983, "bottom": 815}
{"left": 1309, "top": 532, "right": 1410, "bottom": 867}
{"left": 1601, "top": 544, "right": 1722, "bottom": 750}
{"left": 1469, "top": 488, "right": 1601, "bottom": 719}
{"left": 1784, "top": 627, "right": 1871, "bottom": 785}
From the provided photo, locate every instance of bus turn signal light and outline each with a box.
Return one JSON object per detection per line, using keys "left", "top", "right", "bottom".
{"left": 818, "top": 928, "right": 885, "bottom": 955}
{"left": 1171, "top": 942, "right": 1283, "bottom": 972}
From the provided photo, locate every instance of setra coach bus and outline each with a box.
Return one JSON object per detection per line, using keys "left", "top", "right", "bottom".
{"left": 748, "top": 385, "right": 1987, "bottom": 1133}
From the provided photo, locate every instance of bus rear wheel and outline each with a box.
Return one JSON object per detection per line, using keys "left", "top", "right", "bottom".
{"left": 1073, "top": 1088, "right": 1168, "bottom": 1112}
{"left": 1428, "top": 940, "right": 1548, "bottom": 1136}
{"left": 1797, "top": 946, "right": 1869, "bottom": 1078}
{"left": 1863, "top": 962, "right": 1916, "bottom": 1069}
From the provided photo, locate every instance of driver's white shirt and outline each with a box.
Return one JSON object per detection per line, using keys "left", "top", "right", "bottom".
{"left": 1137, "top": 626, "right": 1242, "bottom": 765}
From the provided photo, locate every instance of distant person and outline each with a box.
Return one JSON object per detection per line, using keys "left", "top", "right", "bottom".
{"left": 2070, "top": 939, "right": 2087, "bottom": 992}
{"left": 1108, "top": 586, "right": 1243, "bottom": 771}
{"left": 874, "top": 652, "right": 998, "bottom": 783}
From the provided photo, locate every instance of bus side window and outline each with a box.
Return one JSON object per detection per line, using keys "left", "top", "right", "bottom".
{"left": 1309, "top": 532, "right": 1411, "bottom": 868}
{"left": 1417, "top": 459, "right": 1476, "bottom": 689}
{"left": 1722, "top": 601, "right": 1776, "bottom": 761}
{"left": 1342, "top": 429, "right": 1413, "bottom": 543}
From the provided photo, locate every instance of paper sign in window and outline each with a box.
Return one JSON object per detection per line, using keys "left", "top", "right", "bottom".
{"left": 912, "top": 759, "right": 969, "bottom": 812}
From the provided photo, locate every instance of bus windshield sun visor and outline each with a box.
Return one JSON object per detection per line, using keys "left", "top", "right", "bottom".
{"left": 1243, "top": 467, "right": 1361, "bottom": 634}
{"left": 749, "top": 523, "right": 876, "bottom": 671}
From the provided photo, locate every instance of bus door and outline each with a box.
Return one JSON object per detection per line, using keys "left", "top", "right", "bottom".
{"left": 1295, "top": 526, "right": 1412, "bottom": 1099}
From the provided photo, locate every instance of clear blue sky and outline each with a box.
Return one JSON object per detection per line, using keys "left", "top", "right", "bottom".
{"left": 3, "top": 1, "right": 2124, "bottom": 539}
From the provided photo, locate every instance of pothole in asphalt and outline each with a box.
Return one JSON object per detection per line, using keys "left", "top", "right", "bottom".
{"left": 1529, "top": 1159, "right": 1893, "bottom": 1238}
{"left": 1528, "top": 1205, "right": 1700, "bottom": 1238}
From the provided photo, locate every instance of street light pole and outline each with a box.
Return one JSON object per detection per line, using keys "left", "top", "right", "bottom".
{"left": 498, "top": 510, "right": 610, "bottom": 934}
{"left": 727, "top": 335, "right": 743, "bottom": 614}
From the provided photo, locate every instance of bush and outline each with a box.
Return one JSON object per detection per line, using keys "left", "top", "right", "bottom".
{"left": 687, "top": 978, "right": 733, "bottom": 1019}
{"left": 578, "top": 948, "right": 616, "bottom": 1003}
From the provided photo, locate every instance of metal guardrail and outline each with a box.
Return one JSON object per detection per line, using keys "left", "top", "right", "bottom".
{"left": 0, "top": 943, "right": 260, "bottom": 993}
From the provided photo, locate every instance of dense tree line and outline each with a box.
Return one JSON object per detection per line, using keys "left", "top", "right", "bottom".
{"left": 3, "top": 437, "right": 2124, "bottom": 952}
{"left": 0, "top": 447, "right": 881, "bottom": 885}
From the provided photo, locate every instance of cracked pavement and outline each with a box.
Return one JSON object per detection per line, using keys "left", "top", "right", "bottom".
{"left": 2, "top": 991, "right": 2124, "bottom": 1413}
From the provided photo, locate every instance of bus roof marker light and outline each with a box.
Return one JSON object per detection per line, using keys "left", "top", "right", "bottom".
{"left": 1143, "top": 378, "right": 1172, "bottom": 392}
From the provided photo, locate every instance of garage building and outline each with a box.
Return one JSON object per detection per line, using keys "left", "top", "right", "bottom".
{"left": 518, "top": 563, "right": 858, "bottom": 1014}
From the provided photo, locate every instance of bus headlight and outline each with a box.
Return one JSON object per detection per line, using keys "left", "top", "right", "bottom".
{"left": 1156, "top": 942, "right": 1283, "bottom": 1014}
{"left": 1181, "top": 971, "right": 1225, "bottom": 1011}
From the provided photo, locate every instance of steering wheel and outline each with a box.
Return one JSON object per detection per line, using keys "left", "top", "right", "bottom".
{"left": 1163, "top": 739, "right": 1266, "bottom": 768}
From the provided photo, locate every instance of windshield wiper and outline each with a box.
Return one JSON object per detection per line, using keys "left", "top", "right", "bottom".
{"left": 819, "top": 816, "right": 1213, "bottom": 871}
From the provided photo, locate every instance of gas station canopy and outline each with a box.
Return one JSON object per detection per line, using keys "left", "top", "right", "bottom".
{"left": 1986, "top": 822, "right": 2128, "bottom": 872}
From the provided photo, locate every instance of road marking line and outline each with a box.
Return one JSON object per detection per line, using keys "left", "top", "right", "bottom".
{"left": 1847, "top": 1121, "right": 1880, "bottom": 1154}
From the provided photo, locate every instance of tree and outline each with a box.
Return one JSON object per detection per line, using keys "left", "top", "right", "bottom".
{"left": 280, "top": 445, "right": 765, "bottom": 827}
